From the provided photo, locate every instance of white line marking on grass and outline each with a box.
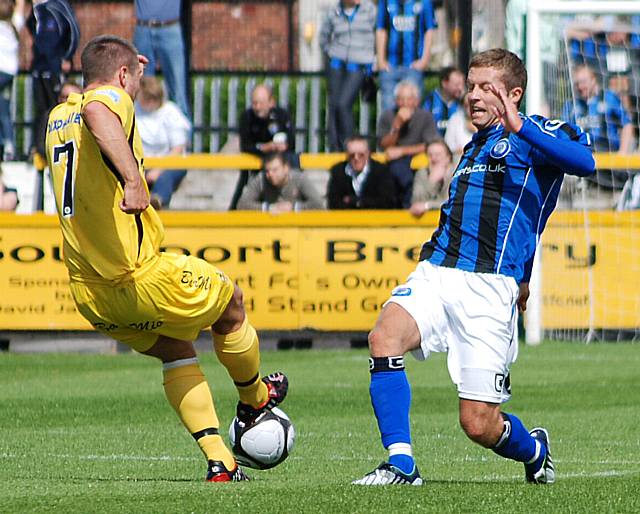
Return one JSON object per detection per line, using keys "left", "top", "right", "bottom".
{"left": 0, "top": 452, "right": 199, "bottom": 462}
{"left": 559, "top": 469, "right": 640, "bottom": 479}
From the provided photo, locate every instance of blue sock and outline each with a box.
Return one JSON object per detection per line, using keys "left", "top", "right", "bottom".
{"left": 369, "top": 356, "right": 414, "bottom": 474}
{"left": 493, "top": 412, "right": 545, "bottom": 465}
{"left": 389, "top": 452, "right": 415, "bottom": 474}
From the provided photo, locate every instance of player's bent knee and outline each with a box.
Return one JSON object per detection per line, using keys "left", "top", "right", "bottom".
{"left": 142, "top": 336, "right": 196, "bottom": 363}
{"left": 212, "top": 285, "right": 246, "bottom": 335}
{"left": 368, "top": 326, "right": 405, "bottom": 357}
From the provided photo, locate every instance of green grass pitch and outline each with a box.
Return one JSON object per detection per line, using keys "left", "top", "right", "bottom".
{"left": 1, "top": 341, "right": 639, "bottom": 513}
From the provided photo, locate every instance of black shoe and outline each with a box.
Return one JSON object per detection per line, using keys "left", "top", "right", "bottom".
{"left": 206, "top": 460, "right": 250, "bottom": 482}
{"left": 236, "top": 372, "right": 288, "bottom": 425}
{"left": 524, "top": 427, "right": 555, "bottom": 484}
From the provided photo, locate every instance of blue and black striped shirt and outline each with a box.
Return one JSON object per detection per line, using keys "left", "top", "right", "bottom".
{"left": 377, "top": 0, "right": 437, "bottom": 67}
{"left": 423, "top": 88, "right": 460, "bottom": 136}
{"left": 421, "top": 115, "right": 595, "bottom": 283}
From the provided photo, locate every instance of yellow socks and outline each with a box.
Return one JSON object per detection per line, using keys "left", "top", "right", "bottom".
{"left": 162, "top": 358, "right": 235, "bottom": 469}
{"left": 213, "top": 318, "right": 269, "bottom": 408}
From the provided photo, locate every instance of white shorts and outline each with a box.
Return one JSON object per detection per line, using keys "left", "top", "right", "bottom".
{"left": 386, "top": 261, "right": 520, "bottom": 404}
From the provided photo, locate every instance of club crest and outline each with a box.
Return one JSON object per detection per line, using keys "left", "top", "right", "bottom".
{"left": 490, "top": 138, "right": 511, "bottom": 159}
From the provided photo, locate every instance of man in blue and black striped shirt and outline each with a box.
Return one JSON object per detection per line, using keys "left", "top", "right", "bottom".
{"left": 354, "top": 49, "right": 595, "bottom": 486}
{"left": 423, "top": 66, "right": 466, "bottom": 137}
{"left": 376, "top": 0, "right": 437, "bottom": 110}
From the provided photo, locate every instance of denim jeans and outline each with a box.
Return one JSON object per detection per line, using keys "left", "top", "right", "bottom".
{"left": 0, "top": 72, "right": 14, "bottom": 149}
{"left": 388, "top": 156, "right": 414, "bottom": 208}
{"left": 151, "top": 169, "right": 187, "bottom": 207}
{"left": 134, "top": 23, "right": 190, "bottom": 118}
{"left": 327, "top": 66, "right": 366, "bottom": 151}
{"left": 379, "top": 66, "right": 424, "bottom": 111}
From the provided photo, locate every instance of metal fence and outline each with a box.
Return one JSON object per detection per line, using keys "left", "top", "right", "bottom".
{"left": 191, "top": 73, "right": 380, "bottom": 153}
{"left": 10, "top": 73, "right": 394, "bottom": 159}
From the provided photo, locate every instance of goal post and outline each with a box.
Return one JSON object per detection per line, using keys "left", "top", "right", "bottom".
{"left": 525, "top": 1, "right": 640, "bottom": 344}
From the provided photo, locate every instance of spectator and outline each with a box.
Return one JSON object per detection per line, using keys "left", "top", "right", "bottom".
{"left": 134, "top": 0, "right": 190, "bottom": 117}
{"left": 230, "top": 83, "right": 295, "bottom": 210}
{"left": 376, "top": 0, "right": 438, "bottom": 111}
{"left": 409, "top": 140, "right": 453, "bottom": 217}
{"left": 57, "top": 80, "right": 81, "bottom": 103}
{"left": 27, "top": 0, "right": 79, "bottom": 160}
{"left": 377, "top": 80, "right": 438, "bottom": 208}
{"left": 0, "top": 164, "right": 17, "bottom": 210}
{"left": 423, "top": 66, "right": 465, "bottom": 137}
{"left": 135, "top": 76, "right": 191, "bottom": 210}
{"left": 563, "top": 64, "right": 634, "bottom": 189}
{"left": 320, "top": 0, "right": 376, "bottom": 151}
{"left": 444, "top": 92, "right": 475, "bottom": 157}
{"left": 327, "top": 134, "right": 395, "bottom": 209}
{"left": 0, "top": 0, "right": 26, "bottom": 161}
{"left": 237, "top": 152, "right": 323, "bottom": 212}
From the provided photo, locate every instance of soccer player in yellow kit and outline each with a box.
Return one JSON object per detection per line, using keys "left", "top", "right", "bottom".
{"left": 45, "top": 35, "right": 287, "bottom": 482}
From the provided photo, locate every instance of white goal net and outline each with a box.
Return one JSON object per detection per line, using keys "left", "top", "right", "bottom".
{"left": 525, "top": 1, "right": 640, "bottom": 343}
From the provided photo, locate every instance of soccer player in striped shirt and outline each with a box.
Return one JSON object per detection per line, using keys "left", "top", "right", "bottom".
{"left": 354, "top": 48, "right": 595, "bottom": 486}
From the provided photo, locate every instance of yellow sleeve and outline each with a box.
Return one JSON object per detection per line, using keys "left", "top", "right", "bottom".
{"left": 82, "top": 86, "right": 134, "bottom": 133}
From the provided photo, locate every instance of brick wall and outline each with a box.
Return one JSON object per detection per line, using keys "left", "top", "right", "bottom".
{"left": 18, "top": 1, "right": 298, "bottom": 72}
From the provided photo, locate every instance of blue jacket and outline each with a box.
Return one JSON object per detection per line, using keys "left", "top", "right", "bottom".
{"left": 28, "top": 0, "right": 80, "bottom": 74}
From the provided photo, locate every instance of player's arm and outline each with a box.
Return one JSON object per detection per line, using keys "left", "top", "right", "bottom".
{"left": 82, "top": 101, "right": 149, "bottom": 214}
{"left": 517, "top": 118, "right": 595, "bottom": 177}
{"left": 489, "top": 85, "right": 595, "bottom": 177}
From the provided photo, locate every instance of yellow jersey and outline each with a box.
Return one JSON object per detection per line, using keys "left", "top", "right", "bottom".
{"left": 46, "top": 85, "right": 164, "bottom": 283}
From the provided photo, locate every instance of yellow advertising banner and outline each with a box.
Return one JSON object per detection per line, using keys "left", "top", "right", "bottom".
{"left": 0, "top": 211, "right": 638, "bottom": 331}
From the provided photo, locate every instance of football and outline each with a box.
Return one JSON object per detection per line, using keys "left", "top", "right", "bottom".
{"left": 228, "top": 407, "right": 295, "bottom": 470}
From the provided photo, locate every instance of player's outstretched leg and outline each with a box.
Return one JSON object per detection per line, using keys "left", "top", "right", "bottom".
{"left": 353, "top": 304, "right": 423, "bottom": 486}
{"left": 212, "top": 286, "right": 288, "bottom": 426}
{"left": 143, "top": 337, "right": 248, "bottom": 482}
{"left": 492, "top": 413, "right": 554, "bottom": 484}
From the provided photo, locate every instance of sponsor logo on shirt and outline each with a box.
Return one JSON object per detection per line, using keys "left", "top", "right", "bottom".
{"left": 392, "top": 15, "right": 416, "bottom": 32}
{"left": 543, "top": 119, "right": 565, "bottom": 132}
{"left": 48, "top": 113, "right": 82, "bottom": 133}
{"left": 454, "top": 162, "right": 506, "bottom": 178}
{"left": 94, "top": 89, "right": 121, "bottom": 103}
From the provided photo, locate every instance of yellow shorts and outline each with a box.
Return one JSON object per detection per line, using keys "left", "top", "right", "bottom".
{"left": 69, "top": 252, "right": 235, "bottom": 352}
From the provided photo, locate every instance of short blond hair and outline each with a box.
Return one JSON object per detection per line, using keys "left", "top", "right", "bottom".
{"left": 139, "top": 76, "right": 165, "bottom": 104}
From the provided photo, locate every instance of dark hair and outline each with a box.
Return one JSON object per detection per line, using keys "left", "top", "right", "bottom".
{"left": 469, "top": 48, "right": 528, "bottom": 94}
{"left": 345, "top": 134, "right": 370, "bottom": 149}
{"left": 263, "top": 152, "right": 287, "bottom": 167}
{"left": 81, "top": 35, "right": 139, "bottom": 85}
{"left": 440, "top": 66, "right": 463, "bottom": 84}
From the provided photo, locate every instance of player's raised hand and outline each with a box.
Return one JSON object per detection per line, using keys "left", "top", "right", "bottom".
{"left": 488, "top": 84, "right": 523, "bottom": 134}
{"left": 120, "top": 180, "right": 150, "bottom": 214}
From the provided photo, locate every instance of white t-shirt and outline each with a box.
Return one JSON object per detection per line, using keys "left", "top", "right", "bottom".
{"left": 0, "top": 13, "right": 25, "bottom": 76}
{"left": 444, "top": 109, "right": 474, "bottom": 155}
{"left": 135, "top": 100, "right": 191, "bottom": 157}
